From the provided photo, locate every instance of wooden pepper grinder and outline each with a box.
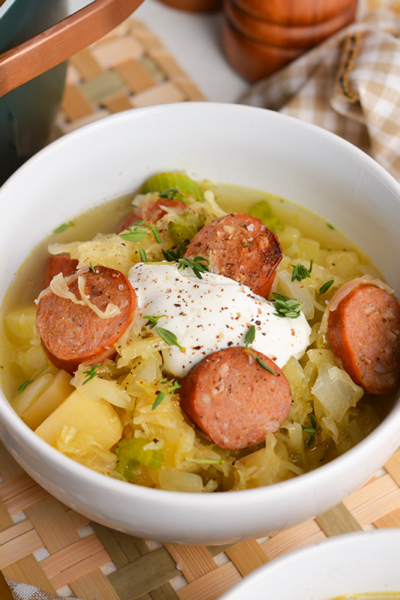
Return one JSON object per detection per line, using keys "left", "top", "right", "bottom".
{"left": 222, "top": 0, "right": 358, "bottom": 82}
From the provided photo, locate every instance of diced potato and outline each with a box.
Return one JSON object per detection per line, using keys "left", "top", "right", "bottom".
{"left": 4, "top": 306, "right": 37, "bottom": 344}
{"left": 20, "top": 370, "right": 74, "bottom": 430}
{"left": 12, "top": 374, "right": 54, "bottom": 417}
{"left": 35, "top": 390, "right": 122, "bottom": 450}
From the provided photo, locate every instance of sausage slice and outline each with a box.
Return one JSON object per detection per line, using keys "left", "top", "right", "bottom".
{"left": 178, "top": 346, "right": 292, "bottom": 450}
{"left": 118, "top": 198, "right": 187, "bottom": 232}
{"left": 36, "top": 266, "right": 137, "bottom": 374}
{"left": 44, "top": 256, "right": 78, "bottom": 288}
{"left": 327, "top": 283, "right": 400, "bottom": 394}
{"left": 184, "top": 213, "right": 282, "bottom": 297}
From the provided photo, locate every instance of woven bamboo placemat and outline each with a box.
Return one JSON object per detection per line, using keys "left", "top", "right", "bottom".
{"left": 1, "top": 440, "right": 400, "bottom": 600}
{"left": 3, "top": 12, "right": 400, "bottom": 600}
{"left": 54, "top": 18, "right": 206, "bottom": 138}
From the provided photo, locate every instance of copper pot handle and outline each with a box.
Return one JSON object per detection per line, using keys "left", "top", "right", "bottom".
{"left": 0, "top": 0, "right": 145, "bottom": 98}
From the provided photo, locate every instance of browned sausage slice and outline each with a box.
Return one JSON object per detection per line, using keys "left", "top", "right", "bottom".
{"left": 178, "top": 346, "right": 292, "bottom": 450}
{"left": 184, "top": 213, "right": 282, "bottom": 297}
{"left": 327, "top": 283, "right": 400, "bottom": 394}
{"left": 44, "top": 256, "right": 78, "bottom": 288}
{"left": 118, "top": 198, "right": 187, "bottom": 232}
{"left": 36, "top": 266, "right": 137, "bottom": 374}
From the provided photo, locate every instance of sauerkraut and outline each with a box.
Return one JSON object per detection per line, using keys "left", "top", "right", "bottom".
{"left": 1, "top": 172, "right": 387, "bottom": 492}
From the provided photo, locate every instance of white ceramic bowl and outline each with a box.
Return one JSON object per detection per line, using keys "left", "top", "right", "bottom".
{"left": 220, "top": 529, "right": 400, "bottom": 599}
{"left": 1, "top": 103, "right": 400, "bottom": 545}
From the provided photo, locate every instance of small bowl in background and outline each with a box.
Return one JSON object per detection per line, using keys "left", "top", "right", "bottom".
{"left": 220, "top": 529, "right": 400, "bottom": 599}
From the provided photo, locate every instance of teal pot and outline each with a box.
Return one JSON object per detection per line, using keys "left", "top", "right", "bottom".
{"left": 0, "top": 0, "right": 145, "bottom": 185}
{"left": 0, "top": 0, "right": 67, "bottom": 185}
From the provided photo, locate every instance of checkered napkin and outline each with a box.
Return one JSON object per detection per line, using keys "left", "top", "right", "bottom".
{"left": 5, "top": 579, "right": 77, "bottom": 600}
{"left": 240, "top": 8, "right": 400, "bottom": 180}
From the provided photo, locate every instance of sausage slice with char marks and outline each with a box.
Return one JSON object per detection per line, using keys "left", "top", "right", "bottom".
{"left": 178, "top": 346, "right": 292, "bottom": 450}
{"left": 184, "top": 213, "right": 282, "bottom": 298}
{"left": 327, "top": 283, "right": 400, "bottom": 394}
{"left": 118, "top": 198, "right": 187, "bottom": 232}
{"left": 36, "top": 266, "right": 137, "bottom": 374}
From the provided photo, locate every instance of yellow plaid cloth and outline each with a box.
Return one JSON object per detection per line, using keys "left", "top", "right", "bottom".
{"left": 241, "top": 6, "right": 400, "bottom": 180}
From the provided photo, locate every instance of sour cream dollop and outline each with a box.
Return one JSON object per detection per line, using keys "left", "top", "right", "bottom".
{"left": 128, "top": 263, "right": 311, "bottom": 378}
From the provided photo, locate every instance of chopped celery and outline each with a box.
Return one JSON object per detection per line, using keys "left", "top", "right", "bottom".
{"left": 168, "top": 211, "right": 206, "bottom": 247}
{"left": 248, "top": 201, "right": 283, "bottom": 233}
{"left": 141, "top": 172, "right": 204, "bottom": 202}
{"left": 114, "top": 438, "right": 164, "bottom": 481}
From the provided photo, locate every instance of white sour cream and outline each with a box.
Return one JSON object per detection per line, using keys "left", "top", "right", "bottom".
{"left": 128, "top": 263, "right": 311, "bottom": 378}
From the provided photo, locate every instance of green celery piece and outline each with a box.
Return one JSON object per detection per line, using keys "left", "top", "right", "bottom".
{"left": 168, "top": 211, "right": 206, "bottom": 247}
{"left": 114, "top": 438, "right": 164, "bottom": 482}
{"left": 248, "top": 201, "right": 283, "bottom": 233}
{"left": 141, "top": 172, "right": 204, "bottom": 202}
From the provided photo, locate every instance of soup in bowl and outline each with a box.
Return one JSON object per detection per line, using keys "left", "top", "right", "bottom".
{"left": 0, "top": 102, "right": 400, "bottom": 544}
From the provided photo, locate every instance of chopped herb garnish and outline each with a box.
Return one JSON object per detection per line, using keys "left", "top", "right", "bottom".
{"left": 152, "top": 390, "right": 166, "bottom": 411}
{"left": 244, "top": 324, "right": 256, "bottom": 349}
{"left": 246, "top": 349, "right": 275, "bottom": 375}
{"left": 144, "top": 315, "right": 166, "bottom": 329}
{"left": 291, "top": 260, "right": 313, "bottom": 282}
{"left": 185, "top": 458, "right": 225, "bottom": 465}
{"left": 318, "top": 280, "right": 334, "bottom": 296}
{"left": 159, "top": 188, "right": 179, "bottom": 199}
{"left": 152, "top": 379, "right": 181, "bottom": 410}
{"left": 302, "top": 414, "right": 318, "bottom": 448}
{"left": 178, "top": 256, "right": 210, "bottom": 279}
{"left": 89, "top": 262, "right": 95, "bottom": 273}
{"left": 119, "top": 221, "right": 162, "bottom": 244}
{"left": 139, "top": 248, "right": 147, "bottom": 263}
{"left": 272, "top": 293, "right": 303, "bottom": 319}
{"left": 155, "top": 327, "right": 186, "bottom": 352}
{"left": 53, "top": 221, "right": 73, "bottom": 234}
{"left": 17, "top": 379, "right": 33, "bottom": 394}
{"left": 82, "top": 364, "right": 100, "bottom": 385}
{"left": 162, "top": 245, "right": 182, "bottom": 262}
{"left": 327, "top": 223, "right": 335, "bottom": 230}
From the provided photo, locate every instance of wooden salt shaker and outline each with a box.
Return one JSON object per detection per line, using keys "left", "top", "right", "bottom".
{"left": 222, "top": 0, "right": 358, "bottom": 82}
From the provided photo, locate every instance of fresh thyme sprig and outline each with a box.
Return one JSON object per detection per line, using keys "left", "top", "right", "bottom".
{"left": 244, "top": 324, "right": 256, "bottom": 349}
{"left": 144, "top": 315, "right": 166, "bottom": 329}
{"left": 178, "top": 256, "right": 210, "bottom": 279}
{"left": 139, "top": 248, "right": 147, "bottom": 263}
{"left": 185, "top": 458, "right": 225, "bottom": 465}
{"left": 17, "top": 379, "right": 33, "bottom": 394}
{"left": 162, "top": 245, "right": 183, "bottom": 262}
{"left": 119, "top": 220, "right": 162, "bottom": 244}
{"left": 152, "top": 379, "right": 181, "bottom": 410}
{"left": 302, "top": 414, "right": 318, "bottom": 448}
{"left": 318, "top": 280, "right": 334, "bottom": 296}
{"left": 53, "top": 221, "right": 74, "bottom": 234}
{"left": 272, "top": 293, "right": 303, "bottom": 319}
{"left": 82, "top": 364, "right": 100, "bottom": 385}
{"left": 291, "top": 260, "right": 313, "bottom": 282}
{"left": 246, "top": 349, "right": 275, "bottom": 375}
{"left": 155, "top": 327, "right": 186, "bottom": 352}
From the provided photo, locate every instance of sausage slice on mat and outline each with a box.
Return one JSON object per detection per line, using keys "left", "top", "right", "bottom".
{"left": 178, "top": 346, "right": 292, "bottom": 450}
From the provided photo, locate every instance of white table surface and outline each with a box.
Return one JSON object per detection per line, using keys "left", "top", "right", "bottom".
{"left": 68, "top": 0, "right": 252, "bottom": 103}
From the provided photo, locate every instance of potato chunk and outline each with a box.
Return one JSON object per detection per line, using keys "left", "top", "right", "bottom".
{"left": 20, "top": 370, "right": 74, "bottom": 430}
{"left": 35, "top": 390, "right": 122, "bottom": 450}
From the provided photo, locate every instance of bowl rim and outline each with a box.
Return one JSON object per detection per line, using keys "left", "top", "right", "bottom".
{"left": 1, "top": 101, "right": 400, "bottom": 507}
